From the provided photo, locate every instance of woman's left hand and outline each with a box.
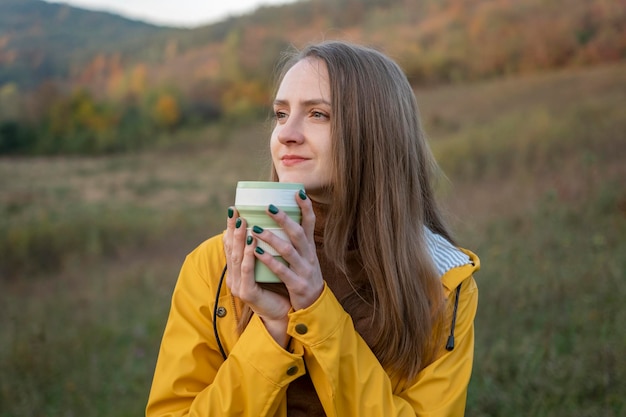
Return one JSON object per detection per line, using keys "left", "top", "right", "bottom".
{"left": 253, "top": 191, "right": 324, "bottom": 311}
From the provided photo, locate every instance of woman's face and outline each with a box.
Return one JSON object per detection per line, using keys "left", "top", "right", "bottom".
{"left": 271, "top": 58, "right": 333, "bottom": 203}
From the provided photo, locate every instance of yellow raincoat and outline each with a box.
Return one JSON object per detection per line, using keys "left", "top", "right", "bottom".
{"left": 146, "top": 232, "right": 479, "bottom": 416}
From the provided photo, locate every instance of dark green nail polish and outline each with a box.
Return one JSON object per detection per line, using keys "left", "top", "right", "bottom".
{"left": 299, "top": 189, "right": 307, "bottom": 200}
{"left": 255, "top": 246, "right": 265, "bottom": 255}
{"left": 246, "top": 235, "right": 253, "bottom": 245}
{"left": 268, "top": 204, "right": 279, "bottom": 215}
{"left": 227, "top": 207, "right": 234, "bottom": 218}
{"left": 235, "top": 218, "right": 242, "bottom": 228}
{"left": 252, "top": 225, "right": 264, "bottom": 234}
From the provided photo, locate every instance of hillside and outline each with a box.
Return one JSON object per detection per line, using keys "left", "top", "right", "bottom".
{"left": 0, "top": 0, "right": 624, "bottom": 156}
{"left": 2, "top": 0, "right": 624, "bottom": 90}
{"left": 0, "top": 0, "right": 173, "bottom": 88}
{"left": 55, "top": 0, "right": 626, "bottom": 93}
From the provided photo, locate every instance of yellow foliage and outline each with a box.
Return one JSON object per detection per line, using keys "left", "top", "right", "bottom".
{"left": 221, "top": 80, "right": 268, "bottom": 117}
{"left": 153, "top": 94, "right": 180, "bottom": 128}
{"left": 130, "top": 64, "right": 147, "bottom": 95}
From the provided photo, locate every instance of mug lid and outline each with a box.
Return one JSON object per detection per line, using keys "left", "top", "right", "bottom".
{"left": 236, "top": 181, "right": 304, "bottom": 190}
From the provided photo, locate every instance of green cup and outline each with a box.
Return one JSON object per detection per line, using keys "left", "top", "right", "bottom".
{"left": 235, "top": 181, "right": 303, "bottom": 283}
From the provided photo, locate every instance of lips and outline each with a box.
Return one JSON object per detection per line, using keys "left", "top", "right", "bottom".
{"left": 281, "top": 155, "right": 309, "bottom": 166}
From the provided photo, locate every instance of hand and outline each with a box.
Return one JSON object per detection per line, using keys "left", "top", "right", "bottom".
{"left": 252, "top": 191, "right": 324, "bottom": 311}
{"left": 223, "top": 208, "right": 292, "bottom": 347}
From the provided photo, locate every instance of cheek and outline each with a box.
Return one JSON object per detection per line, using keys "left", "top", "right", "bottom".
{"left": 269, "top": 132, "right": 280, "bottom": 161}
{"left": 321, "top": 141, "right": 333, "bottom": 170}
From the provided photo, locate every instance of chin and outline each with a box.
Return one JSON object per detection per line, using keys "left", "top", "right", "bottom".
{"left": 277, "top": 174, "right": 305, "bottom": 185}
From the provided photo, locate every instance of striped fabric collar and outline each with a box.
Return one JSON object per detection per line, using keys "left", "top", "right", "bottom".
{"left": 424, "top": 227, "right": 471, "bottom": 278}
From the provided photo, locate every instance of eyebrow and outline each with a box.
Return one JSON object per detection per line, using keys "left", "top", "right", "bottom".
{"left": 273, "top": 98, "right": 331, "bottom": 107}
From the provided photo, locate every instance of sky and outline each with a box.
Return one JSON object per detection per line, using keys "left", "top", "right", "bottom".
{"left": 45, "top": 0, "right": 300, "bottom": 28}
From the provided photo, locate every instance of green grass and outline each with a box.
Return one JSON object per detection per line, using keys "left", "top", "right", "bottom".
{"left": 466, "top": 183, "right": 625, "bottom": 417}
{"left": 0, "top": 255, "right": 177, "bottom": 416}
{"left": 0, "top": 62, "right": 625, "bottom": 416}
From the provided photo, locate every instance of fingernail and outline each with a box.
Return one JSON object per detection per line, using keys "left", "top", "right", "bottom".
{"left": 246, "top": 235, "right": 253, "bottom": 245}
{"left": 228, "top": 207, "right": 234, "bottom": 218}
{"left": 268, "top": 204, "right": 279, "bottom": 215}
{"left": 299, "top": 189, "right": 307, "bottom": 200}
{"left": 235, "top": 218, "right": 242, "bottom": 228}
{"left": 255, "top": 246, "right": 265, "bottom": 255}
{"left": 252, "top": 225, "right": 263, "bottom": 234}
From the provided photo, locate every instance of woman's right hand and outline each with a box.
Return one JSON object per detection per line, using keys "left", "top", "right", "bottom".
{"left": 223, "top": 207, "right": 292, "bottom": 348}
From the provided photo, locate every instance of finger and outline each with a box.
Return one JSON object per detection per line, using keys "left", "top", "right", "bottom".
{"left": 231, "top": 216, "right": 248, "bottom": 265}
{"left": 261, "top": 202, "right": 315, "bottom": 264}
{"left": 271, "top": 190, "right": 315, "bottom": 241}
{"left": 251, "top": 223, "right": 318, "bottom": 291}
{"left": 296, "top": 189, "right": 315, "bottom": 242}
{"left": 223, "top": 206, "right": 238, "bottom": 273}
{"left": 252, "top": 219, "right": 304, "bottom": 269}
{"left": 253, "top": 242, "right": 293, "bottom": 285}
{"left": 226, "top": 215, "right": 247, "bottom": 288}
{"left": 224, "top": 206, "right": 240, "bottom": 245}
{"left": 239, "top": 234, "right": 260, "bottom": 297}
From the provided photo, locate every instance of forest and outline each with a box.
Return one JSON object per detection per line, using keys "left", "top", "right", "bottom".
{"left": 1, "top": 0, "right": 624, "bottom": 154}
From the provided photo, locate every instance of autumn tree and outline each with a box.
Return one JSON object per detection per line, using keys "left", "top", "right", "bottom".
{"left": 152, "top": 93, "right": 180, "bottom": 130}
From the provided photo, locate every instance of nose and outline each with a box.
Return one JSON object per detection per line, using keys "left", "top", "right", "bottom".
{"left": 277, "top": 115, "right": 305, "bottom": 145}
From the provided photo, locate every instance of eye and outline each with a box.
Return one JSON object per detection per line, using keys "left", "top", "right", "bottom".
{"left": 274, "top": 110, "right": 288, "bottom": 121}
{"left": 311, "top": 111, "right": 329, "bottom": 120}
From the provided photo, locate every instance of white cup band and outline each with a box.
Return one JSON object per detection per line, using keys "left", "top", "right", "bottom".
{"left": 235, "top": 188, "right": 299, "bottom": 207}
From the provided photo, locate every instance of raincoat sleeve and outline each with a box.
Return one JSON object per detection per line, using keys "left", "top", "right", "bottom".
{"left": 146, "top": 235, "right": 306, "bottom": 417}
{"left": 287, "top": 254, "right": 479, "bottom": 417}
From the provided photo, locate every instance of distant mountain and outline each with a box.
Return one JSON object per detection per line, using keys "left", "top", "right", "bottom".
{"left": 1, "top": 0, "right": 624, "bottom": 156}
{"left": 1, "top": 0, "right": 623, "bottom": 96}
{"left": 0, "top": 0, "right": 174, "bottom": 88}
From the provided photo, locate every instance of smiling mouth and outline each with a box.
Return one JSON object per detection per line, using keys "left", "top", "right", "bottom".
{"left": 281, "top": 156, "right": 309, "bottom": 166}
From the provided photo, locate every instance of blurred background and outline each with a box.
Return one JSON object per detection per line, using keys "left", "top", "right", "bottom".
{"left": 0, "top": 0, "right": 624, "bottom": 415}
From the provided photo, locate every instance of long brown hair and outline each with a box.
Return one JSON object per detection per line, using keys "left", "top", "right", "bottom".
{"left": 256, "top": 41, "right": 452, "bottom": 381}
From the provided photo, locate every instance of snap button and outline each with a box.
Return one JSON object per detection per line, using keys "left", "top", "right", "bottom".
{"left": 216, "top": 306, "right": 227, "bottom": 318}
{"left": 286, "top": 366, "right": 298, "bottom": 376}
{"left": 295, "top": 323, "right": 308, "bottom": 335}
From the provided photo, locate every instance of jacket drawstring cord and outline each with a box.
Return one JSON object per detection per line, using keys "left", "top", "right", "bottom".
{"left": 445, "top": 284, "right": 462, "bottom": 351}
{"left": 213, "top": 265, "right": 228, "bottom": 360}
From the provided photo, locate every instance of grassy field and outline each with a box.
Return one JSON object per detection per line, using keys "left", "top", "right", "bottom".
{"left": 1, "top": 62, "right": 624, "bottom": 416}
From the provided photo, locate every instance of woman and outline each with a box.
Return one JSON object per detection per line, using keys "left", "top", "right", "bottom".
{"left": 146, "top": 41, "right": 479, "bottom": 417}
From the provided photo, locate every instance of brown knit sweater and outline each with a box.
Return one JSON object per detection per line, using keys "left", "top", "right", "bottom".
{"left": 285, "top": 199, "right": 375, "bottom": 416}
